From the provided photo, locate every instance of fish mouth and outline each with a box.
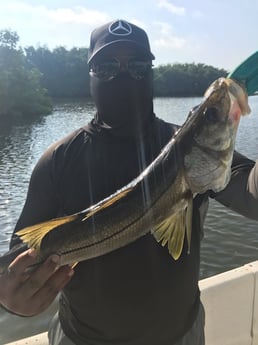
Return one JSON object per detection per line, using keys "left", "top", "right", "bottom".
{"left": 206, "top": 78, "right": 251, "bottom": 117}
{"left": 225, "top": 79, "right": 251, "bottom": 115}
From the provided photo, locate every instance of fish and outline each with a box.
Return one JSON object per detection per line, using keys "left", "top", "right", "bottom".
{"left": 0, "top": 77, "right": 251, "bottom": 274}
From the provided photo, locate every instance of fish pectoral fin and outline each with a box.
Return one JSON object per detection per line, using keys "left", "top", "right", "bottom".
{"left": 16, "top": 215, "right": 77, "bottom": 251}
{"left": 152, "top": 200, "right": 193, "bottom": 260}
{"left": 152, "top": 211, "right": 186, "bottom": 260}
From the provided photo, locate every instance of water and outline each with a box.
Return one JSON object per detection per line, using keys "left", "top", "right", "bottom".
{"left": 0, "top": 96, "right": 258, "bottom": 343}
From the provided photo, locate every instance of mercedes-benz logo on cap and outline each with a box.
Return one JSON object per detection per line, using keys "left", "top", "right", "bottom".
{"left": 109, "top": 20, "right": 132, "bottom": 36}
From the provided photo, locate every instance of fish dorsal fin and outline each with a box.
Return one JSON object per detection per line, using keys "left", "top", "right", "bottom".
{"left": 16, "top": 186, "right": 134, "bottom": 251}
{"left": 82, "top": 187, "right": 133, "bottom": 221}
{"left": 16, "top": 215, "right": 78, "bottom": 251}
{"left": 152, "top": 198, "right": 193, "bottom": 260}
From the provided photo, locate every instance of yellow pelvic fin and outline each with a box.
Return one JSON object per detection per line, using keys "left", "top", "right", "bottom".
{"left": 152, "top": 199, "right": 193, "bottom": 260}
{"left": 16, "top": 214, "right": 77, "bottom": 251}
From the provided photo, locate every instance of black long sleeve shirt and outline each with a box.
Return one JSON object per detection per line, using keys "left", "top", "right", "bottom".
{"left": 10, "top": 117, "right": 258, "bottom": 345}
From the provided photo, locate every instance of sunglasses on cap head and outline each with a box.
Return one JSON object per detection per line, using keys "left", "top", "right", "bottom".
{"left": 89, "top": 57, "right": 153, "bottom": 81}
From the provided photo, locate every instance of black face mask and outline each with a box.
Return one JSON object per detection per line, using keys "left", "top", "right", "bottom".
{"left": 90, "top": 70, "right": 155, "bottom": 136}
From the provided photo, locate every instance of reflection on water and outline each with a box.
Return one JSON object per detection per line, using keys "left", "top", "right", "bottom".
{"left": 0, "top": 97, "right": 257, "bottom": 343}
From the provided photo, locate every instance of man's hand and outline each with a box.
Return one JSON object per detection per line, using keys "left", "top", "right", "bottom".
{"left": 0, "top": 249, "right": 74, "bottom": 316}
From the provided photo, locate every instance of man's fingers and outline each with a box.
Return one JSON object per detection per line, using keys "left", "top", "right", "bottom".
{"left": 19, "top": 254, "right": 61, "bottom": 297}
{"left": 7, "top": 249, "right": 37, "bottom": 279}
{"left": 0, "top": 247, "right": 74, "bottom": 316}
{"left": 33, "top": 265, "right": 74, "bottom": 311}
{"left": 19, "top": 265, "right": 74, "bottom": 316}
{"left": 1, "top": 254, "right": 74, "bottom": 316}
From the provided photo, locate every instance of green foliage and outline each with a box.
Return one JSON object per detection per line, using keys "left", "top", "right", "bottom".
{"left": 25, "top": 46, "right": 90, "bottom": 98}
{"left": 0, "top": 29, "right": 19, "bottom": 49}
{"left": 0, "top": 30, "right": 52, "bottom": 124}
{"left": 153, "top": 63, "right": 228, "bottom": 97}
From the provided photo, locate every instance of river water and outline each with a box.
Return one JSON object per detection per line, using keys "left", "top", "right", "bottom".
{"left": 0, "top": 97, "right": 258, "bottom": 343}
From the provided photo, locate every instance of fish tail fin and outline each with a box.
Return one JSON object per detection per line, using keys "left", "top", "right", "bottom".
{"left": 152, "top": 198, "right": 193, "bottom": 260}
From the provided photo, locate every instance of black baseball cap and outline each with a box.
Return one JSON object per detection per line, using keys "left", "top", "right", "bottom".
{"left": 88, "top": 19, "right": 155, "bottom": 63}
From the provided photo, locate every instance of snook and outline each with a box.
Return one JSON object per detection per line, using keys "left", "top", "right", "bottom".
{"left": 0, "top": 78, "right": 251, "bottom": 273}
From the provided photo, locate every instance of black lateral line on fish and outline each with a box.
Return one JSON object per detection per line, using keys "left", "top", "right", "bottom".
{"left": 54, "top": 182, "right": 190, "bottom": 258}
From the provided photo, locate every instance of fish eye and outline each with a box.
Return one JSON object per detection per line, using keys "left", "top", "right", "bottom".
{"left": 204, "top": 107, "right": 220, "bottom": 122}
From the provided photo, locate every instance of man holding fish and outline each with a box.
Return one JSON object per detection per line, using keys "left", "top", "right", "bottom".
{"left": 0, "top": 20, "right": 258, "bottom": 345}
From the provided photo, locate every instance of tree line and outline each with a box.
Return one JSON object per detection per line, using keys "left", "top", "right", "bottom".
{"left": 0, "top": 29, "right": 228, "bottom": 123}
{"left": 0, "top": 30, "right": 52, "bottom": 124}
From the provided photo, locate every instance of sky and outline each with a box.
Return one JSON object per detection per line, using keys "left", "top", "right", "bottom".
{"left": 0, "top": 0, "right": 257, "bottom": 71}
